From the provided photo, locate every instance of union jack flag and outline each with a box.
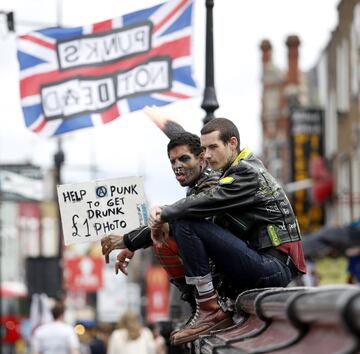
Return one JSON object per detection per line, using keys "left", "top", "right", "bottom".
{"left": 17, "top": 0, "right": 197, "bottom": 137}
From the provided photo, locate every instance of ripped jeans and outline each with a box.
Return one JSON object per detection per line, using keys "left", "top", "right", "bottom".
{"left": 171, "top": 218, "right": 292, "bottom": 291}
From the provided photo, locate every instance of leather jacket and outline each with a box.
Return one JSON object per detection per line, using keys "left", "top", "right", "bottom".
{"left": 123, "top": 168, "right": 221, "bottom": 251}
{"left": 160, "top": 148, "right": 301, "bottom": 250}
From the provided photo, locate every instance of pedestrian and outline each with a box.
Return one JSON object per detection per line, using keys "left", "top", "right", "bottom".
{"left": 31, "top": 302, "right": 80, "bottom": 354}
{"left": 107, "top": 311, "right": 155, "bottom": 354}
{"left": 149, "top": 118, "right": 307, "bottom": 345}
{"left": 148, "top": 323, "right": 167, "bottom": 354}
{"left": 88, "top": 325, "right": 107, "bottom": 354}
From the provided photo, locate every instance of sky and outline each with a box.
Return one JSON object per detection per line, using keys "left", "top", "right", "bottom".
{"left": 0, "top": 0, "right": 340, "bottom": 205}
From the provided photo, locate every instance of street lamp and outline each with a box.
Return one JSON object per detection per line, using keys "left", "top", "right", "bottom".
{"left": 0, "top": 11, "right": 15, "bottom": 32}
{"left": 201, "top": 0, "right": 219, "bottom": 125}
{"left": 54, "top": 139, "right": 65, "bottom": 299}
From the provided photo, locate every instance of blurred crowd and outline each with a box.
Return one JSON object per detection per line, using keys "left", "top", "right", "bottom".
{"left": 6, "top": 296, "right": 168, "bottom": 354}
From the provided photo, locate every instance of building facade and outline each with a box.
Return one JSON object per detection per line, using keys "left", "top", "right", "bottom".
{"left": 260, "top": 0, "right": 360, "bottom": 230}
{"left": 314, "top": 0, "right": 360, "bottom": 225}
{"left": 260, "top": 35, "right": 324, "bottom": 233}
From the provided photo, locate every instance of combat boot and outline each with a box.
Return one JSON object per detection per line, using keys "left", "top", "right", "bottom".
{"left": 171, "top": 291, "right": 233, "bottom": 345}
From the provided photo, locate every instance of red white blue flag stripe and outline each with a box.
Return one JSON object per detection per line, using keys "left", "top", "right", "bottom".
{"left": 17, "top": 0, "right": 197, "bottom": 137}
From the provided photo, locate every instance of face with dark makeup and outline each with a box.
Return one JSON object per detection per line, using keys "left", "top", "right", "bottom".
{"left": 168, "top": 145, "right": 204, "bottom": 187}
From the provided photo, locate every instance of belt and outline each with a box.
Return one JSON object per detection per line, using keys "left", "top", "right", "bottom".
{"left": 263, "top": 248, "right": 299, "bottom": 277}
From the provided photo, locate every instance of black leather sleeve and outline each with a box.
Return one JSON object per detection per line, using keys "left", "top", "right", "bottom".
{"left": 123, "top": 225, "right": 152, "bottom": 252}
{"left": 161, "top": 163, "right": 258, "bottom": 222}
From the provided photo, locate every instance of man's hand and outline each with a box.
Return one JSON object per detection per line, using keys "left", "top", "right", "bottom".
{"left": 151, "top": 223, "right": 170, "bottom": 247}
{"left": 115, "top": 249, "right": 134, "bottom": 276}
{"left": 148, "top": 206, "right": 165, "bottom": 247}
{"left": 148, "top": 206, "right": 163, "bottom": 228}
{"left": 101, "top": 234, "right": 125, "bottom": 263}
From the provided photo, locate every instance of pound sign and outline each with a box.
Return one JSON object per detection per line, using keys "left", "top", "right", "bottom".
{"left": 72, "top": 214, "right": 81, "bottom": 237}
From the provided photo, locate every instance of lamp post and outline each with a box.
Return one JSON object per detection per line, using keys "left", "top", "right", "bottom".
{"left": 201, "top": 0, "right": 219, "bottom": 125}
{"left": 0, "top": 11, "right": 15, "bottom": 32}
{"left": 54, "top": 139, "right": 65, "bottom": 299}
{"left": 54, "top": 0, "right": 65, "bottom": 300}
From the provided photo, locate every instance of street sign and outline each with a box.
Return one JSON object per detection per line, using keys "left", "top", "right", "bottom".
{"left": 146, "top": 266, "right": 169, "bottom": 323}
{"left": 0, "top": 165, "right": 44, "bottom": 201}
{"left": 65, "top": 256, "right": 104, "bottom": 292}
{"left": 97, "top": 266, "right": 141, "bottom": 322}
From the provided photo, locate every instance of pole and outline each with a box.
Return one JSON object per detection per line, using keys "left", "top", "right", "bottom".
{"left": 54, "top": 139, "right": 65, "bottom": 299}
{"left": 201, "top": 0, "right": 219, "bottom": 125}
{"left": 54, "top": 0, "right": 65, "bottom": 301}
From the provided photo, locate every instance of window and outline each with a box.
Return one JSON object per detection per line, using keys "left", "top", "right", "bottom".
{"left": 338, "top": 157, "right": 351, "bottom": 224}
{"left": 351, "top": 4, "right": 360, "bottom": 97}
{"left": 336, "top": 38, "right": 350, "bottom": 112}
{"left": 351, "top": 154, "right": 360, "bottom": 219}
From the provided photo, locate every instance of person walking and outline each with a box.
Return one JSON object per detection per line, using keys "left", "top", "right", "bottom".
{"left": 31, "top": 302, "right": 80, "bottom": 354}
{"left": 107, "top": 311, "right": 155, "bottom": 354}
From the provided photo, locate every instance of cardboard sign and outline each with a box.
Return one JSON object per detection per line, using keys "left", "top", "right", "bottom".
{"left": 57, "top": 177, "right": 147, "bottom": 245}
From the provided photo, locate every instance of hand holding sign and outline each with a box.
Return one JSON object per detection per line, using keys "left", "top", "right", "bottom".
{"left": 101, "top": 234, "right": 126, "bottom": 263}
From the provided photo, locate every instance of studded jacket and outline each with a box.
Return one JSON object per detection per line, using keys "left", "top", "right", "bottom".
{"left": 123, "top": 167, "right": 221, "bottom": 251}
{"left": 160, "top": 148, "right": 302, "bottom": 250}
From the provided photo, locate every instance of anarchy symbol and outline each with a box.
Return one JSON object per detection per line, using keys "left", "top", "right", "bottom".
{"left": 96, "top": 186, "right": 107, "bottom": 198}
